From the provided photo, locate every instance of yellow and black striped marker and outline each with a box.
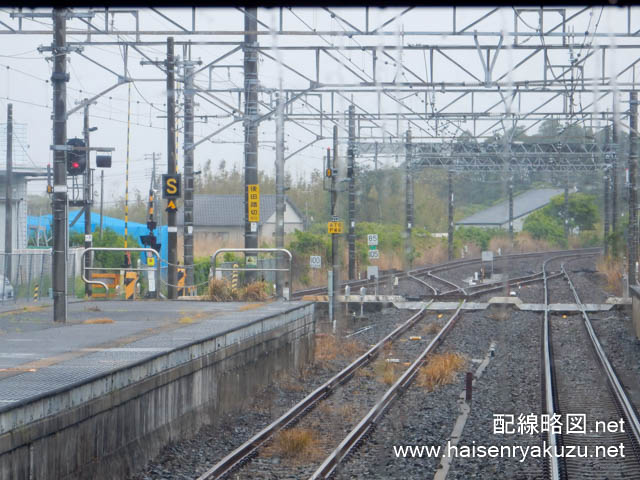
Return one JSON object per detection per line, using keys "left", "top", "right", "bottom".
{"left": 124, "top": 272, "right": 138, "bottom": 300}
{"left": 33, "top": 284, "right": 39, "bottom": 302}
{"left": 177, "top": 268, "right": 186, "bottom": 296}
{"left": 232, "top": 264, "right": 239, "bottom": 291}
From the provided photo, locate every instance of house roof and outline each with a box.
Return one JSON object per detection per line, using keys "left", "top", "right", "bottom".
{"left": 456, "top": 188, "right": 564, "bottom": 226}
{"left": 178, "top": 194, "right": 303, "bottom": 227}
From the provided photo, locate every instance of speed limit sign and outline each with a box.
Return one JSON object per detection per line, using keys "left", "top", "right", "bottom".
{"left": 310, "top": 256, "right": 322, "bottom": 269}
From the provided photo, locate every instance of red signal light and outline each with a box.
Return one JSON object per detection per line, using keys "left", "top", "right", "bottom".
{"left": 72, "top": 162, "right": 80, "bottom": 169}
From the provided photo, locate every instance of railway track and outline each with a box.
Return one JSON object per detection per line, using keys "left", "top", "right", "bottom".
{"left": 196, "top": 301, "right": 465, "bottom": 479}
{"left": 291, "top": 247, "right": 601, "bottom": 301}
{"left": 542, "top": 256, "right": 640, "bottom": 480}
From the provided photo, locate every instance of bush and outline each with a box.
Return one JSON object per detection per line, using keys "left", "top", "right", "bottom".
{"left": 522, "top": 209, "right": 566, "bottom": 247}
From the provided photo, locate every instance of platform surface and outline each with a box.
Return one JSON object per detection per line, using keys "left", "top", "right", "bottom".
{"left": 0, "top": 300, "right": 310, "bottom": 410}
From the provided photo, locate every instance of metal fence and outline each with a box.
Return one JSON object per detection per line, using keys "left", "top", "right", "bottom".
{"left": 0, "top": 249, "right": 83, "bottom": 304}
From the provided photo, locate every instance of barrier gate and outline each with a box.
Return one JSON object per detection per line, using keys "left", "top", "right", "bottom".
{"left": 81, "top": 247, "right": 162, "bottom": 300}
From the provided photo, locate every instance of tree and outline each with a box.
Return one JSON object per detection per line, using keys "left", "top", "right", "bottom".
{"left": 546, "top": 193, "right": 600, "bottom": 231}
{"left": 522, "top": 209, "right": 566, "bottom": 246}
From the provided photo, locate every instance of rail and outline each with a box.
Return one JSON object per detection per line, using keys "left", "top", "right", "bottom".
{"left": 196, "top": 301, "right": 434, "bottom": 480}
{"left": 561, "top": 262, "right": 640, "bottom": 449}
{"left": 310, "top": 301, "right": 465, "bottom": 479}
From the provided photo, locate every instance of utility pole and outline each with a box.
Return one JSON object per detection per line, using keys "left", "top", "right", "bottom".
{"left": 347, "top": 105, "right": 356, "bottom": 279}
{"left": 448, "top": 170, "right": 454, "bottom": 260}
{"left": 4, "top": 104, "right": 12, "bottom": 282}
{"left": 405, "top": 129, "right": 414, "bottom": 270}
{"left": 52, "top": 9, "right": 68, "bottom": 322}
{"left": 99, "top": 169, "right": 104, "bottom": 238}
{"left": 83, "top": 102, "right": 92, "bottom": 297}
{"left": 331, "top": 126, "right": 340, "bottom": 318}
{"left": 508, "top": 176, "right": 514, "bottom": 245}
{"left": 604, "top": 126, "right": 610, "bottom": 256}
{"left": 167, "top": 36, "right": 177, "bottom": 299}
{"left": 628, "top": 91, "right": 638, "bottom": 286}
{"left": 183, "top": 62, "right": 195, "bottom": 291}
{"left": 564, "top": 172, "right": 570, "bottom": 241}
{"left": 612, "top": 118, "right": 619, "bottom": 238}
{"left": 275, "top": 91, "right": 285, "bottom": 297}
{"left": 244, "top": 7, "right": 259, "bottom": 283}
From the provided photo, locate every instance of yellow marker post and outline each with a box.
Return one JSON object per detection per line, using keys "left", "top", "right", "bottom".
{"left": 124, "top": 272, "right": 138, "bottom": 300}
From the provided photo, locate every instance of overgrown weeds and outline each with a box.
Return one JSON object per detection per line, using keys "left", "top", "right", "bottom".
{"left": 207, "top": 278, "right": 270, "bottom": 301}
{"left": 314, "top": 334, "right": 365, "bottom": 366}
{"left": 264, "top": 428, "right": 321, "bottom": 461}
{"left": 418, "top": 352, "right": 466, "bottom": 391}
{"left": 596, "top": 255, "right": 623, "bottom": 296}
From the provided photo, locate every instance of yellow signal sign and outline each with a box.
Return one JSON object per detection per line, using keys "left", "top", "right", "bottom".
{"left": 328, "top": 221, "right": 344, "bottom": 234}
{"left": 166, "top": 199, "right": 177, "bottom": 211}
{"left": 162, "top": 174, "right": 181, "bottom": 198}
{"left": 147, "top": 256, "right": 155, "bottom": 267}
{"left": 248, "top": 184, "right": 260, "bottom": 222}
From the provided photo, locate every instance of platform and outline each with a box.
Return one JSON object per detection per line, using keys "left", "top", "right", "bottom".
{"left": 0, "top": 299, "right": 315, "bottom": 479}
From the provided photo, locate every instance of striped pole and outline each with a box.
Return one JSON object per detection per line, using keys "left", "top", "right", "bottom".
{"left": 232, "top": 263, "right": 239, "bottom": 292}
{"left": 33, "top": 283, "right": 39, "bottom": 302}
{"left": 124, "top": 80, "right": 132, "bottom": 266}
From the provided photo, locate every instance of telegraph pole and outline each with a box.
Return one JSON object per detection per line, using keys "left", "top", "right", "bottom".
{"left": 244, "top": 8, "right": 259, "bottom": 283}
{"left": 604, "top": 126, "right": 610, "bottom": 256}
{"left": 564, "top": 173, "right": 570, "bottom": 241}
{"left": 52, "top": 9, "right": 68, "bottom": 322}
{"left": 347, "top": 104, "right": 356, "bottom": 279}
{"left": 331, "top": 126, "right": 340, "bottom": 310}
{"left": 99, "top": 169, "right": 104, "bottom": 238}
{"left": 628, "top": 91, "right": 638, "bottom": 286}
{"left": 166, "top": 36, "right": 177, "bottom": 299}
{"left": 447, "top": 170, "right": 454, "bottom": 260}
{"left": 183, "top": 62, "right": 195, "bottom": 291}
{"left": 612, "top": 118, "right": 619, "bottom": 237}
{"left": 4, "top": 104, "right": 13, "bottom": 282}
{"left": 508, "top": 176, "right": 514, "bottom": 245}
{"left": 405, "top": 129, "right": 414, "bottom": 269}
{"left": 275, "top": 91, "right": 285, "bottom": 297}
{"left": 83, "top": 102, "right": 92, "bottom": 297}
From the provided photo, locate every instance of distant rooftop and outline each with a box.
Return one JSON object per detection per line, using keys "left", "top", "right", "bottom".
{"left": 178, "top": 194, "right": 303, "bottom": 227}
{"left": 456, "top": 188, "right": 564, "bottom": 226}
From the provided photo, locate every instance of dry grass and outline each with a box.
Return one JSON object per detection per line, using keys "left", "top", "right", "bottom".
{"left": 417, "top": 352, "right": 466, "bottom": 391}
{"left": 264, "top": 428, "right": 321, "bottom": 461}
{"left": 372, "top": 358, "right": 398, "bottom": 385}
{"left": 315, "top": 334, "right": 339, "bottom": 365}
{"left": 314, "top": 334, "right": 365, "bottom": 366}
{"left": 422, "top": 322, "right": 441, "bottom": 335}
{"left": 208, "top": 278, "right": 270, "bottom": 301}
{"left": 82, "top": 317, "right": 114, "bottom": 324}
{"left": 244, "top": 281, "right": 270, "bottom": 301}
{"left": 596, "top": 255, "right": 624, "bottom": 296}
{"left": 513, "top": 232, "right": 553, "bottom": 253}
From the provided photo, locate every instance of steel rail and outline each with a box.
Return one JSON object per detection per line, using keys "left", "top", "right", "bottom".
{"left": 291, "top": 247, "right": 602, "bottom": 299}
{"left": 309, "top": 301, "right": 465, "bottom": 480}
{"left": 561, "top": 262, "right": 640, "bottom": 452}
{"left": 542, "top": 255, "right": 562, "bottom": 480}
{"left": 196, "top": 301, "right": 433, "bottom": 480}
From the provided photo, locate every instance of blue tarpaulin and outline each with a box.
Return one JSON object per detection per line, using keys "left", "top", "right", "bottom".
{"left": 27, "top": 212, "right": 168, "bottom": 262}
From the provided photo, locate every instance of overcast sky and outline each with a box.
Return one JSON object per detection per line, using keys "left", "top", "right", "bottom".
{"left": 0, "top": 7, "right": 638, "bottom": 209}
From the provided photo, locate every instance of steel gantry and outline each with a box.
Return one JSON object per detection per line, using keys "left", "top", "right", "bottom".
{"left": 2, "top": 7, "right": 640, "bottom": 319}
